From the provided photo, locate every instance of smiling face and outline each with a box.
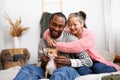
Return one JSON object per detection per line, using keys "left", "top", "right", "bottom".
{"left": 49, "top": 15, "right": 66, "bottom": 39}
{"left": 68, "top": 13, "right": 84, "bottom": 38}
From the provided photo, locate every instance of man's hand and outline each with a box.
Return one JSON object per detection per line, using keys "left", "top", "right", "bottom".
{"left": 40, "top": 55, "right": 50, "bottom": 69}
{"left": 54, "top": 56, "right": 71, "bottom": 68}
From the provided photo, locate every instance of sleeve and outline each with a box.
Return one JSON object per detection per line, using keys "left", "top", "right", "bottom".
{"left": 56, "top": 30, "right": 95, "bottom": 53}
{"left": 43, "top": 29, "right": 50, "bottom": 39}
{"left": 70, "top": 51, "right": 93, "bottom": 67}
{"left": 70, "top": 59, "right": 83, "bottom": 67}
{"left": 38, "top": 38, "right": 47, "bottom": 61}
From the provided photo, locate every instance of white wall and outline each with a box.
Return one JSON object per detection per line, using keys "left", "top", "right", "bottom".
{"left": 0, "top": 0, "right": 105, "bottom": 64}
{"left": 1, "top": 0, "right": 42, "bottom": 64}
{"left": 62, "top": 0, "right": 106, "bottom": 51}
{"left": 0, "top": 0, "right": 5, "bottom": 51}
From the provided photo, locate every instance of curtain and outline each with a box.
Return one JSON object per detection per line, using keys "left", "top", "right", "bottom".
{"left": 111, "top": 0, "right": 120, "bottom": 54}
{"left": 102, "top": 0, "right": 120, "bottom": 54}
{"left": 102, "top": 0, "right": 115, "bottom": 53}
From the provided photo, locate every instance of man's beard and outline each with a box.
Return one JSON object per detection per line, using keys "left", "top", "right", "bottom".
{"left": 49, "top": 29, "right": 62, "bottom": 39}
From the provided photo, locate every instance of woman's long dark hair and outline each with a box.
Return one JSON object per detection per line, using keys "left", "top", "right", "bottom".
{"left": 78, "top": 11, "right": 87, "bottom": 28}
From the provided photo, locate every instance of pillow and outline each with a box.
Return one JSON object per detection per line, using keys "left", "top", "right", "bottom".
{"left": 98, "top": 51, "right": 116, "bottom": 62}
{"left": 0, "top": 66, "right": 21, "bottom": 80}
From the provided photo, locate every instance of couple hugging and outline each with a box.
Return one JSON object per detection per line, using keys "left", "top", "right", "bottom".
{"left": 14, "top": 11, "right": 120, "bottom": 80}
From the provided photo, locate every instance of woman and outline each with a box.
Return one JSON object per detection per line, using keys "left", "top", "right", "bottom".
{"left": 43, "top": 11, "right": 120, "bottom": 75}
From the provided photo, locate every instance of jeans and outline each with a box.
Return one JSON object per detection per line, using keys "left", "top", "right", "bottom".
{"left": 77, "top": 62, "right": 116, "bottom": 75}
{"left": 92, "top": 62, "right": 116, "bottom": 74}
{"left": 14, "top": 65, "right": 80, "bottom": 80}
{"left": 14, "top": 64, "right": 44, "bottom": 80}
{"left": 50, "top": 66, "right": 80, "bottom": 80}
{"left": 76, "top": 66, "right": 93, "bottom": 75}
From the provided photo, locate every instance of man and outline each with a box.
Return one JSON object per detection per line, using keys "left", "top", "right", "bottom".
{"left": 38, "top": 12, "right": 93, "bottom": 80}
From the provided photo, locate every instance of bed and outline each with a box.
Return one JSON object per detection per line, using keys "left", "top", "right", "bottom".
{"left": 0, "top": 67, "right": 120, "bottom": 80}
{"left": 75, "top": 71, "right": 120, "bottom": 80}
{"left": 75, "top": 51, "right": 120, "bottom": 80}
{"left": 0, "top": 66, "right": 21, "bottom": 80}
{"left": 0, "top": 51, "right": 120, "bottom": 80}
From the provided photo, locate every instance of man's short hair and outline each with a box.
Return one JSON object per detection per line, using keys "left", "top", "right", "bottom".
{"left": 49, "top": 12, "right": 67, "bottom": 25}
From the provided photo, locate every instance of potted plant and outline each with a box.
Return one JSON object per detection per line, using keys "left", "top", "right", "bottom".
{"left": 4, "top": 14, "right": 29, "bottom": 48}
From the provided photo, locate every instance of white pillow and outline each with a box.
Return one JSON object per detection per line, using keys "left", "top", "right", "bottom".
{"left": 98, "top": 51, "right": 116, "bottom": 62}
{"left": 0, "top": 66, "right": 21, "bottom": 80}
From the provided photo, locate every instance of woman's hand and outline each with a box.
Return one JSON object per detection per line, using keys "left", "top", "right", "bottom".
{"left": 46, "top": 36, "right": 56, "bottom": 47}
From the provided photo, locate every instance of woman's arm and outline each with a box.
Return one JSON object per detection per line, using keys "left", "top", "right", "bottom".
{"left": 43, "top": 28, "right": 95, "bottom": 53}
{"left": 56, "top": 29, "right": 95, "bottom": 53}
{"left": 43, "top": 29, "right": 50, "bottom": 39}
{"left": 43, "top": 29, "right": 56, "bottom": 47}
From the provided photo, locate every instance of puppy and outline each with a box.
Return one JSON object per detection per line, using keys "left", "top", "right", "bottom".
{"left": 45, "top": 48, "right": 57, "bottom": 79}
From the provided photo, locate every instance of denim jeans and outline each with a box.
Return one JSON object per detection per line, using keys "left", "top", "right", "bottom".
{"left": 77, "top": 62, "right": 116, "bottom": 75}
{"left": 14, "top": 64, "right": 44, "bottom": 80}
{"left": 14, "top": 65, "right": 80, "bottom": 80}
{"left": 50, "top": 66, "right": 80, "bottom": 80}
{"left": 92, "top": 62, "right": 116, "bottom": 74}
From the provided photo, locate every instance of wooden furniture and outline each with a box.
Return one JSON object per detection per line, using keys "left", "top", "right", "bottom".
{"left": 0, "top": 48, "right": 30, "bottom": 69}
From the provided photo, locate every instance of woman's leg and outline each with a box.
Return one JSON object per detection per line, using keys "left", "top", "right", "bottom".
{"left": 76, "top": 66, "right": 93, "bottom": 75}
{"left": 50, "top": 66, "right": 80, "bottom": 80}
{"left": 92, "top": 62, "right": 116, "bottom": 74}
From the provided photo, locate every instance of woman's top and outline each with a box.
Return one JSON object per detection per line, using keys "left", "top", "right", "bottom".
{"left": 43, "top": 28, "right": 120, "bottom": 71}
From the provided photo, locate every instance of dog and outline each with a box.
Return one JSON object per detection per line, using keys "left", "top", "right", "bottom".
{"left": 45, "top": 47, "right": 57, "bottom": 79}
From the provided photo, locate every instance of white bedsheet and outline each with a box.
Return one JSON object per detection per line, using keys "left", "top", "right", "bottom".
{"left": 0, "top": 66, "right": 21, "bottom": 80}
{"left": 75, "top": 71, "right": 120, "bottom": 80}
{"left": 0, "top": 66, "right": 120, "bottom": 80}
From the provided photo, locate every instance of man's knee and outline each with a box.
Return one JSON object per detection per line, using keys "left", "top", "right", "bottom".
{"left": 55, "top": 66, "right": 75, "bottom": 73}
{"left": 54, "top": 66, "right": 80, "bottom": 77}
{"left": 51, "top": 66, "right": 80, "bottom": 80}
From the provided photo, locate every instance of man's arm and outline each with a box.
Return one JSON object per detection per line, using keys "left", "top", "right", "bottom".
{"left": 38, "top": 38, "right": 46, "bottom": 59}
{"left": 54, "top": 51, "right": 93, "bottom": 68}
{"left": 70, "top": 51, "right": 93, "bottom": 67}
{"left": 38, "top": 38, "right": 50, "bottom": 69}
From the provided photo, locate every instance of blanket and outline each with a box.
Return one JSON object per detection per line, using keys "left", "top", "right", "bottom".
{"left": 102, "top": 74, "right": 120, "bottom": 80}
{"left": 0, "top": 66, "right": 21, "bottom": 80}
{"left": 75, "top": 71, "right": 120, "bottom": 80}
